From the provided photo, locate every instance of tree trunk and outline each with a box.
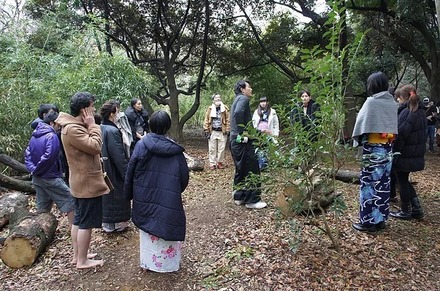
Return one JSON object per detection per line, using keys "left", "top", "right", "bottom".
{"left": 1, "top": 212, "right": 58, "bottom": 268}
{"left": 436, "top": 0, "right": 440, "bottom": 35}
{"left": 0, "top": 173, "right": 35, "bottom": 193}
{"left": 0, "top": 192, "right": 29, "bottom": 231}
{"left": 430, "top": 58, "right": 440, "bottom": 105}
{"left": 0, "top": 153, "right": 28, "bottom": 173}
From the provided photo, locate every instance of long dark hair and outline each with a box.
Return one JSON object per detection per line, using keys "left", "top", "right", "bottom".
{"left": 400, "top": 85, "right": 419, "bottom": 112}
{"left": 257, "top": 97, "right": 271, "bottom": 117}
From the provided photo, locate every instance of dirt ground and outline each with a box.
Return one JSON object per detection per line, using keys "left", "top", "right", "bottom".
{"left": 1, "top": 133, "right": 440, "bottom": 290}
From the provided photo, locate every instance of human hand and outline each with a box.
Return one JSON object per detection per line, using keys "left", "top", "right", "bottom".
{"left": 204, "top": 132, "right": 211, "bottom": 139}
{"left": 82, "top": 107, "right": 95, "bottom": 128}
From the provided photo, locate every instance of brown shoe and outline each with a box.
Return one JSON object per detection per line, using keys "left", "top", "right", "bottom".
{"left": 209, "top": 165, "right": 216, "bottom": 170}
{"left": 217, "top": 162, "right": 224, "bottom": 169}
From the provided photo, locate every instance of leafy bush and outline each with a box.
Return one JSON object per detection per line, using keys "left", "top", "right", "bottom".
{"left": 0, "top": 21, "right": 155, "bottom": 163}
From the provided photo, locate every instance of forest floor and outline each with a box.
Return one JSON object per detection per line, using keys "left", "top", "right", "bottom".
{"left": 1, "top": 132, "right": 440, "bottom": 290}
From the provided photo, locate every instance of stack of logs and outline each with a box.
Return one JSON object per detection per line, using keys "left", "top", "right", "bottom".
{"left": 0, "top": 192, "right": 57, "bottom": 268}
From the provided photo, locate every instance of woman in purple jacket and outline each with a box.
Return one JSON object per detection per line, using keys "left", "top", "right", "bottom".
{"left": 124, "top": 110, "right": 189, "bottom": 272}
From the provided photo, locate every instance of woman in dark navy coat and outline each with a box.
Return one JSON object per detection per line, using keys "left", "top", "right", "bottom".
{"left": 100, "top": 101, "right": 130, "bottom": 232}
{"left": 124, "top": 110, "right": 189, "bottom": 272}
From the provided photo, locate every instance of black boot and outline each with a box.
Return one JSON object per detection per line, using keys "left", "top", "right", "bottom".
{"left": 390, "top": 202, "right": 412, "bottom": 220}
{"left": 352, "top": 223, "right": 378, "bottom": 233}
{"left": 411, "top": 197, "right": 424, "bottom": 219}
{"left": 352, "top": 221, "right": 385, "bottom": 233}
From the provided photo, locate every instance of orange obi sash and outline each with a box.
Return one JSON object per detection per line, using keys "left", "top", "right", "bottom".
{"left": 368, "top": 133, "right": 395, "bottom": 144}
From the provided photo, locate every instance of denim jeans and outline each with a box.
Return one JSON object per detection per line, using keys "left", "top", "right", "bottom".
{"left": 426, "top": 125, "right": 436, "bottom": 151}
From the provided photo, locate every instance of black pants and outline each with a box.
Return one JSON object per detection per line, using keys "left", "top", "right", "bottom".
{"left": 396, "top": 171, "right": 417, "bottom": 204}
{"left": 230, "top": 140, "right": 261, "bottom": 204}
{"left": 390, "top": 168, "right": 398, "bottom": 198}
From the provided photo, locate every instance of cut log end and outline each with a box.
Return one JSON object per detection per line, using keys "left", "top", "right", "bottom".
{"left": 1, "top": 236, "right": 37, "bottom": 268}
{"left": 0, "top": 212, "right": 58, "bottom": 268}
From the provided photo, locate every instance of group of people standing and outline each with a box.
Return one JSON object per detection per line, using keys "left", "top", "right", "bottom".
{"left": 203, "top": 80, "right": 319, "bottom": 209}
{"left": 25, "top": 93, "right": 189, "bottom": 272}
{"left": 24, "top": 72, "right": 425, "bottom": 274}
{"left": 351, "top": 72, "right": 427, "bottom": 233}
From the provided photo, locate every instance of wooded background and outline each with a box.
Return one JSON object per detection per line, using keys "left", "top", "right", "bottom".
{"left": 0, "top": 0, "right": 438, "bottom": 160}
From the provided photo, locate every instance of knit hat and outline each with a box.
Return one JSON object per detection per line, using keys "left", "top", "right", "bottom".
{"left": 259, "top": 96, "right": 268, "bottom": 102}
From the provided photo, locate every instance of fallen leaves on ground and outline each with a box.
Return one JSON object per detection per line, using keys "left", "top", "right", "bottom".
{"left": 1, "top": 133, "right": 439, "bottom": 290}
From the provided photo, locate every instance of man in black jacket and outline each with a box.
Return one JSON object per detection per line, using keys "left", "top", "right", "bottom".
{"left": 229, "top": 80, "right": 267, "bottom": 209}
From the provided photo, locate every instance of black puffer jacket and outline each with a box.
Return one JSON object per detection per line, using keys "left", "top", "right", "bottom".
{"left": 393, "top": 102, "right": 427, "bottom": 172}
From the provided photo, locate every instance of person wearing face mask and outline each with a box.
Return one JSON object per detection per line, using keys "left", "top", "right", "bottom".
{"left": 289, "top": 90, "right": 320, "bottom": 141}
{"left": 203, "top": 94, "right": 230, "bottom": 170}
{"left": 252, "top": 96, "right": 279, "bottom": 170}
{"left": 100, "top": 100, "right": 130, "bottom": 233}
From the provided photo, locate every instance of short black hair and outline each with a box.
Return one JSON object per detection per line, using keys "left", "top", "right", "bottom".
{"left": 70, "top": 92, "right": 96, "bottom": 117}
{"left": 367, "top": 72, "right": 389, "bottom": 96}
{"left": 43, "top": 111, "right": 59, "bottom": 124}
{"left": 234, "top": 80, "right": 250, "bottom": 95}
{"left": 38, "top": 104, "right": 59, "bottom": 119}
{"left": 149, "top": 110, "right": 171, "bottom": 135}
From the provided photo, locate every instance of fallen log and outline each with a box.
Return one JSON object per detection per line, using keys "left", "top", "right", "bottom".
{"left": 184, "top": 152, "right": 204, "bottom": 171}
{"left": 0, "top": 153, "right": 28, "bottom": 174}
{"left": 1, "top": 212, "right": 58, "bottom": 268}
{"left": 0, "top": 192, "right": 29, "bottom": 231}
{"left": 0, "top": 173, "right": 35, "bottom": 193}
{"left": 335, "top": 169, "right": 360, "bottom": 184}
{"left": 276, "top": 182, "right": 341, "bottom": 217}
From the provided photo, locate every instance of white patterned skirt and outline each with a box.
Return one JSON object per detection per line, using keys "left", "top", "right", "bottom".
{"left": 139, "top": 230, "right": 183, "bottom": 272}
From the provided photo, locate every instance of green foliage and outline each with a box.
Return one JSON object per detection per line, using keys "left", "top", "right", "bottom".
{"left": 240, "top": 2, "right": 365, "bottom": 251}
{"left": 0, "top": 17, "right": 155, "bottom": 162}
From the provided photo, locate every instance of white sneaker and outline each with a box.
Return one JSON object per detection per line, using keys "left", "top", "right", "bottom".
{"left": 102, "top": 223, "right": 115, "bottom": 233}
{"left": 234, "top": 200, "right": 245, "bottom": 205}
{"left": 245, "top": 201, "right": 267, "bottom": 209}
{"left": 115, "top": 222, "right": 129, "bottom": 232}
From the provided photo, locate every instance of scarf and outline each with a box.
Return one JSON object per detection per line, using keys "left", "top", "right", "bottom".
{"left": 352, "top": 91, "right": 398, "bottom": 146}
{"left": 210, "top": 103, "right": 226, "bottom": 118}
